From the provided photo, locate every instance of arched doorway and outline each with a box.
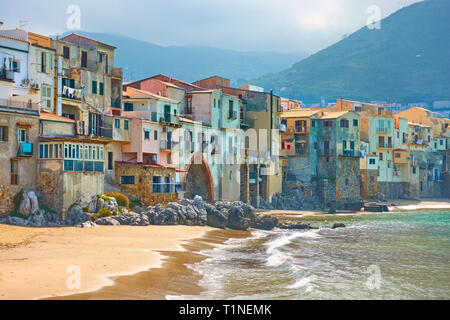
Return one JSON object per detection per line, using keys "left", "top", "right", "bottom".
{"left": 184, "top": 154, "right": 214, "bottom": 202}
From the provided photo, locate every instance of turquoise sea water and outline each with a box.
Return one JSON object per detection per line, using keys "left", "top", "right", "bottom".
{"left": 170, "top": 210, "right": 450, "bottom": 300}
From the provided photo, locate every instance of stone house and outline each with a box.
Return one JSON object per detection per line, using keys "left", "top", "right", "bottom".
{"left": 0, "top": 80, "right": 40, "bottom": 215}
{"left": 316, "top": 111, "right": 361, "bottom": 209}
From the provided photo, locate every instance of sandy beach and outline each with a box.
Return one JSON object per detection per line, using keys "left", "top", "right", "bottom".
{"left": 0, "top": 225, "right": 215, "bottom": 300}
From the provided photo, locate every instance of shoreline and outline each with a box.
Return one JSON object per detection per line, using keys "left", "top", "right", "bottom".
{"left": 260, "top": 198, "right": 450, "bottom": 219}
{"left": 54, "top": 228, "right": 250, "bottom": 300}
{"left": 0, "top": 199, "right": 448, "bottom": 300}
{"left": 0, "top": 225, "right": 215, "bottom": 300}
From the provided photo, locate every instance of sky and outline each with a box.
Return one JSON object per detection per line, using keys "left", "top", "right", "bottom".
{"left": 1, "top": 0, "right": 423, "bottom": 54}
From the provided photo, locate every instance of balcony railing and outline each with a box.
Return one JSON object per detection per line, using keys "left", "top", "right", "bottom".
{"left": 340, "top": 149, "right": 357, "bottom": 157}
{"left": 377, "top": 143, "right": 393, "bottom": 149}
{"left": 159, "top": 114, "right": 179, "bottom": 125}
{"left": 160, "top": 140, "right": 173, "bottom": 150}
{"left": 319, "top": 149, "right": 334, "bottom": 156}
{"left": 17, "top": 142, "right": 33, "bottom": 157}
{"left": 376, "top": 127, "right": 389, "bottom": 133}
{"left": 0, "top": 97, "right": 39, "bottom": 111}
{"left": 284, "top": 126, "right": 308, "bottom": 134}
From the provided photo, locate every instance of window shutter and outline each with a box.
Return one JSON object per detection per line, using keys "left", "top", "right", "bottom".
{"left": 36, "top": 50, "right": 41, "bottom": 72}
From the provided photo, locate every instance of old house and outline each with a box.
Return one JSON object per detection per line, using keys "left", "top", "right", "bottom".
{"left": 316, "top": 111, "right": 361, "bottom": 209}
{"left": 0, "top": 79, "right": 40, "bottom": 215}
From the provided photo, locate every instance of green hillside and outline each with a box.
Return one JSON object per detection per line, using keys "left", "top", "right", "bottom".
{"left": 254, "top": 0, "right": 450, "bottom": 104}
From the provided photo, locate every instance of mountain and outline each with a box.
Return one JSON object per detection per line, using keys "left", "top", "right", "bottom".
{"left": 61, "top": 31, "right": 306, "bottom": 85}
{"left": 253, "top": 0, "right": 450, "bottom": 105}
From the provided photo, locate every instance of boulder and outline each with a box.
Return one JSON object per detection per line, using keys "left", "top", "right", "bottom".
{"left": 76, "top": 221, "right": 97, "bottom": 228}
{"left": 27, "top": 212, "right": 46, "bottom": 227}
{"left": 65, "top": 205, "right": 92, "bottom": 226}
{"left": 19, "top": 190, "right": 39, "bottom": 216}
{"left": 95, "top": 217, "right": 120, "bottom": 226}
{"left": 332, "top": 223, "right": 346, "bottom": 229}
{"left": 115, "top": 212, "right": 150, "bottom": 226}
{"left": 251, "top": 215, "right": 279, "bottom": 230}
{"left": 88, "top": 195, "right": 119, "bottom": 214}
{"left": 279, "top": 222, "right": 312, "bottom": 230}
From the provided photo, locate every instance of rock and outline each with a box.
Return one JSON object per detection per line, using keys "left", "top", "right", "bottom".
{"left": 88, "top": 195, "right": 119, "bottom": 214}
{"left": 115, "top": 212, "right": 150, "bottom": 226}
{"left": 279, "top": 222, "right": 312, "bottom": 230}
{"left": 76, "top": 221, "right": 97, "bottom": 228}
{"left": 19, "top": 190, "right": 39, "bottom": 216}
{"left": 65, "top": 205, "right": 92, "bottom": 226}
{"left": 28, "top": 212, "right": 46, "bottom": 227}
{"left": 95, "top": 217, "right": 120, "bottom": 226}
{"left": 133, "top": 206, "right": 144, "bottom": 214}
{"left": 251, "top": 215, "right": 279, "bottom": 230}
{"left": 332, "top": 223, "right": 346, "bottom": 229}
{"left": 6, "top": 216, "right": 28, "bottom": 227}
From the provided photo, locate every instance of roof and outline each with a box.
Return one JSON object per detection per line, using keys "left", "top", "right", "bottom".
{"left": 124, "top": 87, "right": 179, "bottom": 103}
{"left": 280, "top": 110, "right": 322, "bottom": 118}
{"left": 60, "top": 33, "right": 116, "bottom": 49}
{"left": 179, "top": 116, "right": 206, "bottom": 125}
{"left": 321, "top": 111, "right": 351, "bottom": 119}
{"left": 0, "top": 33, "right": 28, "bottom": 44}
{"left": 40, "top": 111, "right": 75, "bottom": 123}
{"left": 189, "top": 89, "right": 217, "bottom": 94}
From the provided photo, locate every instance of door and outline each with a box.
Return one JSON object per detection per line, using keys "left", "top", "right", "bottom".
{"left": 164, "top": 105, "right": 171, "bottom": 123}
{"left": 81, "top": 51, "right": 87, "bottom": 68}
{"left": 108, "top": 152, "right": 114, "bottom": 170}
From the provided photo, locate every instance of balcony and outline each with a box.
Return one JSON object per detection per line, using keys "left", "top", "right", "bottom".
{"left": 376, "top": 127, "right": 389, "bottom": 134}
{"left": 62, "top": 86, "right": 82, "bottom": 101}
{"left": 283, "top": 126, "right": 308, "bottom": 134}
{"left": 160, "top": 140, "right": 173, "bottom": 151}
{"left": 228, "top": 111, "right": 238, "bottom": 120}
{"left": 159, "top": 114, "right": 180, "bottom": 126}
{"left": 0, "top": 97, "right": 39, "bottom": 112}
{"left": 340, "top": 149, "right": 358, "bottom": 157}
{"left": 17, "top": 142, "right": 33, "bottom": 157}
{"left": 377, "top": 143, "right": 393, "bottom": 149}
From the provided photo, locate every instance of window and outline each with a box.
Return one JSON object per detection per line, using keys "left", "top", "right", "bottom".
{"left": 340, "top": 119, "right": 349, "bottom": 128}
{"left": 440, "top": 139, "right": 444, "bottom": 146}
{"left": 323, "top": 120, "right": 333, "bottom": 127}
{"left": 92, "top": 81, "right": 98, "bottom": 94}
{"left": 395, "top": 153, "right": 401, "bottom": 158}
{"left": 81, "top": 51, "right": 87, "bottom": 68}
{"left": 99, "top": 82, "right": 104, "bottom": 96}
{"left": 18, "top": 128, "right": 28, "bottom": 143}
{"left": 121, "top": 176, "right": 135, "bottom": 185}
{"left": 413, "top": 166, "right": 417, "bottom": 174}
{"left": 353, "top": 119, "right": 359, "bottom": 127}
{"left": 9, "top": 58, "right": 20, "bottom": 72}
{"left": 379, "top": 153, "right": 384, "bottom": 161}
{"left": 311, "top": 120, "right": 316, "bottom": 128}
{"left": 144, "top": 128, "right": 150, "bottom": 140}
{"left": 115, "top": 119, "right": 120, "bottom": 129}
{"left": 124, "top": 120, "right": 129, "bottom": 130}
{"left": 0, "top": 126, "right": 8, "bottom": 141}
{"left": 124, "top": 102, "right": 133, "bottom": 111}
{"left": 185, "top": 96, "right": 192, "bottom": 114}
{"left": 108, "top": 152, "right": 114, "bottom": 170}
{"left": 369, "top": 158, "right": 376, "bottom": 165}
{"left": 152, "top": 176, "right": 162, "bottom": 193}
{"left": 229, "top": 100, "right": 235, "bottom": 118}
{"left": 41, "top": 84, "right": 52, "bottom": 109}
{"left": 63, "top": 46, "right": 70, "bottom": 59}
{"left": 154, "top": 130, "right": 158, "bottom": 140}
{"left": 10, "top": 160, "right": 19, "bottom": 185}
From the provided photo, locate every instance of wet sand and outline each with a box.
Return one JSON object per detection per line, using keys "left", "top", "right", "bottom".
{"left": 54, "top": 228, "right": 250, "bottom": 300}
{"left": 0, "top": 225, "right": 216, "bottom": 300}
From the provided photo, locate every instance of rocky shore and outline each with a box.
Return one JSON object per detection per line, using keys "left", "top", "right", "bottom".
{"left": 0, "top": 193, "right": 280, "bottom": 231}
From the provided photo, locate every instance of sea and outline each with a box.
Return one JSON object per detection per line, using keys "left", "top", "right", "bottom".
{"left": 168, "top": 210, "right": 450, "bottom": 300}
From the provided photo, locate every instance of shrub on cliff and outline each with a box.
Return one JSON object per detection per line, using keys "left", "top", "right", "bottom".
{"left": 105, "top": 193, "right": 130, "bottom": 209}
{"left": 98, "top": 208, "right": 113, "bottom": 218}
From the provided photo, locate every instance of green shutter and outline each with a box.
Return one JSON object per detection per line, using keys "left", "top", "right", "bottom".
{"left": 99, "top": 82, "right": 104, "bottom": 96}
{"left": 92, "top": 81, "right": 97, "bottom": 94}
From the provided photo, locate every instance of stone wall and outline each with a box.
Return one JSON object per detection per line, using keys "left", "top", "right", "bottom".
{"left": 0, "top": 185, "right": 13, "bottom": 216}
{"left": 115, "top": 162, "right": 178, "bottom": 207}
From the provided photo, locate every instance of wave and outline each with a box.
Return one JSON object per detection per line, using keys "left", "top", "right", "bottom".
{"left": 265, "top": 230, "right": 321, "bottom": 254}
{"left": 287, "top": 275, "right": 316, "bottom": 289}
{"left": 266, "top": 249, "right": 292, "bottom": 267}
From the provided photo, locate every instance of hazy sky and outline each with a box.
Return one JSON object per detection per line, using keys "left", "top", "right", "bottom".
{"left": 1, "top": 0, "right": 422, "bottom": 53}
